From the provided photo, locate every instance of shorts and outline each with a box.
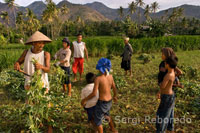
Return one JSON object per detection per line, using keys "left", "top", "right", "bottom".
{"left": 72, "top": 58, "right": 84, "bottom": 74}
{"left": 94, "top": 100, "right": 112, "bottom": 126}
{"left": 84, "top": 106, "right": 96, "bottom": 122}
{"left": 60, "top": 66, "right": 71, "bottom": 84}
{"left": 121, "top": 59, "right": 131, "bottom": 71}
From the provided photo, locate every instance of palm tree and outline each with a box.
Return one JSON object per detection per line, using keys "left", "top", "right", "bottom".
{"left": 0, "top": 11, "right": 9, "bottom": 25}
{"left": 136, "top": 0, "right": 145, "bottom": 24}
{"left": 161, "top": 9, "right": 169, "bottom": 21}
{"left": 177, "top": 8, "right": 184, "bottom": 20}
{"left": 0, "top": 11, "right": 10, "bottom": 43}
{"left": 169, "top": 8, "right": 178, "bottom": 23}
{"left": 118, "top": 6, "right": 124, "bottom": 20}
{"left": 16, "top": 11, "right": 25, "bottom": 37}
{"left": 57, "top": 5, "right": 69, "bottom": 37}
{"left": 128, "top": 1, "right": 137, "bottom": 20}
{"left": 42, "top": 0, "right": 58, "bottom": 39}
{"left": 144, "top": 5, "right": 151, "bottom": 21}
{"left": 25, "top": 8, "right": 41, "bottom": 35}
{"left": 4, "top": 0, "right": 17, "bottom": 27}
{"left": 151, "top": 1, "right": 159, "bottom": 13}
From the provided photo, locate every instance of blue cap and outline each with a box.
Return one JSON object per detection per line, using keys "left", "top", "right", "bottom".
{"left": 62, "top": 37, "right": 70, "bottom": 44}
{"left": 96, "top": 58, "right": 111, "bottom": 74}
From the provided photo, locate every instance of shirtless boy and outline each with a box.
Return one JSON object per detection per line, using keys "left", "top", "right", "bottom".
{"left": 156, "top": 56, "right": 177, "bottom": 133}
{"left": 81, "top": 58, "right": 118, "bottom": 133}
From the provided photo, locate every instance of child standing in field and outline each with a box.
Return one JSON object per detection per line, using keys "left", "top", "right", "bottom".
{"left": 81, "top": 72, "right": 99, "bottom": 132}
{"left": 81, "top": 58, "right": 118, "bottom": 133}
{"left": 158, "top": 48, "right": 183, "bottom": 89}
{"left": 54, "top": 37, "right": 72, "bottom": 96}
{"left": 156, "top": 56, "right": 177, "bottom": 133}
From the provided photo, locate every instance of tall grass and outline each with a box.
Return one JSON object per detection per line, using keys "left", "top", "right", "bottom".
{"left": 0, "top": 50, "right": 24, "bottom": 71}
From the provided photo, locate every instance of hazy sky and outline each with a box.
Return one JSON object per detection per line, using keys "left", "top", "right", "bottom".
{"left": 0, "top": 0, "right": 199, "bottom": 11}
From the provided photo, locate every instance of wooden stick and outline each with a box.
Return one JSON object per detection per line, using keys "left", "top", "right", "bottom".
{"left": 18, "top": 69, "right": 31, "bottom": 77}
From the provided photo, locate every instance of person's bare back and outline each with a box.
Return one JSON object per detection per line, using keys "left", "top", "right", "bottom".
{"left": 96, "top": 74, "right": 114, "bottom": 101}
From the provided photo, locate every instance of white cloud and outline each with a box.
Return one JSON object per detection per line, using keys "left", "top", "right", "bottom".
{"left": 0, "top": 0, "right": 199, "bottom": 10}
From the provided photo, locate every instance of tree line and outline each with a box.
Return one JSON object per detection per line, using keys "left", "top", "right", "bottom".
{"left": 0, "top": 0, "right": 200, "bottom": 44}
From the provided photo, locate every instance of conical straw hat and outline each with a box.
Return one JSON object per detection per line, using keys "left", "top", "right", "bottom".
{"left": 25, "top": 31, "right": 52, "bottom": 45}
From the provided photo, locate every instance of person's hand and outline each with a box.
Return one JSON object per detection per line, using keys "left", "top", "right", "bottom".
{"left": 157, "top": 92, "right": 161, "bottom": 99}
{"left": 86, "top": 57, "right": 89, "bottom": 62}
{"left": 60, "top": 60, "right": 65, "bottom": 64}
{"left": 35, "top": 62, "right": 43, "bottom": 70}
{"left": 14, "top": 62, "right": 20, "bottom": 71}
{"left": 113, "top": 96, "right": 117, "bottom": 103}
{"left": 81, "top": 99, "right": 87, "bottom": 107}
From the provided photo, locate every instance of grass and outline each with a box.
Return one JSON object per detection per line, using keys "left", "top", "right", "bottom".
{"left": 0, "top": 50, "right": 200, "bottom": 132}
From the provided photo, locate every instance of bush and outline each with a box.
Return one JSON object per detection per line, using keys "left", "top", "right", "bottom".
{"left": 0, "top": 35, "right": 7, "bottom": 45}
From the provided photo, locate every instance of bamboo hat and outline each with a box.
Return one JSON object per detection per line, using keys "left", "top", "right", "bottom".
{"left": 25, "top": 31, "right": 52, "bottom": 45}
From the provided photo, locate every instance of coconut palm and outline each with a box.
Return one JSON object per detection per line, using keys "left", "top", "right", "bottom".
{"left": 0, "top": 11, "right": 9, "bottom": 25}
{"left": 151, "top": 1, "right": 159, "bottom": 13}
{"left": 25, "top": 8, "right": 41, "bottom": 35}
{"left": 177, "top": 8, "right": 184, "bottom": 19}
{"left": 169, "top": 8, "right": 178, "bottom": 23}
{"left": 118, "top": 6, "right": 124, "bottom": 20}
{"left": 144, "top": 5, "right": 151, "bottom": 21}
{"left": 16, "top": 11, "right": 25, "bottom": 37}
{"left": 136, "top": 0, "right": 145, "bottom": 24}
{"left": 57, "top": 5, "right": 69, "bottom": 37}
{"left": 42, "top": 0, "right": 59, "bottom": 39}
{"left": 161, "top": 9, "right": 169, "bottom": 21}
{"left": 128, "top": 1, "right": 137, "bottom": 20}
{"left": 4, "top": 0, "right": 17, "bottom": 27}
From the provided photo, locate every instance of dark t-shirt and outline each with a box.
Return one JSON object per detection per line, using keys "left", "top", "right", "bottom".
{"left": 158, "top": 61, "right": 168, "bottom": 84}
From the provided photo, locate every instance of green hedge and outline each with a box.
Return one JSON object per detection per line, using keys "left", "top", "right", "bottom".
{"left": 44, "top": 36, "right": 200, "bottom": 57}
{"left": 0, "top": 36, "right": 200, "bottom": 70}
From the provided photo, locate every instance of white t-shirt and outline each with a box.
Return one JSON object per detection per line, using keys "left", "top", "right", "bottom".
{"left": 81, "top": 83, "right": 99, "bottom": 108}
{"left": 73, "top": 41, "right": 85, "bottom": 58}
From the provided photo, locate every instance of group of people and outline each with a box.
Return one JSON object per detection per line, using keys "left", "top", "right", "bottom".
{"left": 14, "top": 31, "right": 183, "bottom": 133}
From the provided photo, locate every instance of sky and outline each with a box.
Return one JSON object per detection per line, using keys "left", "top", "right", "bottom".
{"left": 0, "top": 0, "right": 199, "bottom": 11}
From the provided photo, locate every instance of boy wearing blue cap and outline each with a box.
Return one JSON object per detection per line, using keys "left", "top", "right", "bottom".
{"left": 54, "top": 37, "right": 72, "bottom": 96}
{"left": 81, "top": 58, "right": 118, "bottom": 133}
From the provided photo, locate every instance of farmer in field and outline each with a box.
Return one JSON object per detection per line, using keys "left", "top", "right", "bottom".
{"left": 81, "top": 58, "right": 118, "bottom": 133}
{"left": 156, "top": 56, "right": 177, "bottom": 133}
{"left": 72, "top": 33, "right": 88, "bottom": 81}
{"left": 121, "top": 37, "right": 133, "bottom": 76}
{"left": 81, "top": 72, "right": 99, "bottom": 132}
{"left": 54, "top": 37, "right": 72, "bottom": 96}
{"left": 14, "top": 31, "right": 51, "bottom": 93}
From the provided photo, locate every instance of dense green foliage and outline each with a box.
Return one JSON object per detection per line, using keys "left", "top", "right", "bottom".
{"left": 0, "top": 36, "right": 199, "bottom": 71}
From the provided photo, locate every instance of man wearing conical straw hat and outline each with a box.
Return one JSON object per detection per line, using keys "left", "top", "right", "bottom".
{"left": 14, "top": 31, "right": 52, "bottom": 93}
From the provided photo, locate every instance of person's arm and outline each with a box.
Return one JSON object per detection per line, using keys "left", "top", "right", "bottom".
{"left": 175, "top": 67, "right": 182, "bottom": 77}
{"left": 54, "top": 50, "right": 59, "bottom": 60}
{"left": 14, "top": 50, "right": 28, "bottom": 70}
{"left": 84, "top": 43, "right": 88, "bottom": 61}
{"left": 71, "top": 43, "right": 74, "bottom": 57}
{"left": 35, "top": 52, "right": 50, "bottom": 73}
{"left": 81, "top": 78, "right": 99, "bottom": 106}
{"left": 111, "top": 76, "right": 117, "bottom": 103}
{"left": 128, "top": 44, "right": 133, "bottom": 55}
